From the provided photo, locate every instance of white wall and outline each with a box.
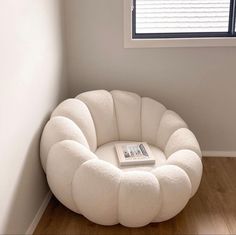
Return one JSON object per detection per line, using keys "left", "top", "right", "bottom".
{"left": 0, "top": 0, "right": 68, "bottom": 233}
{"left": 64, "top": 0, "right": 236, "bottom": 152}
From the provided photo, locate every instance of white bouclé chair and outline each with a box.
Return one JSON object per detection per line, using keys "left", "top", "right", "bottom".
{"left": 40, "top": 90, "right": 202, "bottom": 227}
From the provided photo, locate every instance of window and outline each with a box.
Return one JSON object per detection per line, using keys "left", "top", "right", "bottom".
{"left": 132, "top": 0, "right": 236, "bottom": 39}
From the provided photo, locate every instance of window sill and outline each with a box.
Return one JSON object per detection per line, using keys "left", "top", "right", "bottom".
{"left": 124, "top": 37, "right": 236, "bottom": 48}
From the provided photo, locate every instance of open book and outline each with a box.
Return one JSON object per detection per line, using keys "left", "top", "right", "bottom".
{"left": 115, "top": 142, "right": 155, "bottom": 166}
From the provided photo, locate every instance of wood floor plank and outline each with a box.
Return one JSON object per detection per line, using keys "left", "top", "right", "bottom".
{"left": 34, "top": 157, "right": 236, "bottom": 235}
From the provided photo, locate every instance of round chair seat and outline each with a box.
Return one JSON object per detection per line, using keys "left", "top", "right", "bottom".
{"left": 40, "top": 90, "right": 203, "bottom": 227}
{"left": 96, "top": 141, "right": 166, "bottom": 172}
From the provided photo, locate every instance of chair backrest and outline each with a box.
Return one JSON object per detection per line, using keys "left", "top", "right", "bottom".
{"left": 40, "top": 89, "right": 201, "bottom": 171}
{"left": 48, "top": 89, "right": 189, "bottom": 151}
{"left": 75, "top": 90, "right": 187, "bottom": 149}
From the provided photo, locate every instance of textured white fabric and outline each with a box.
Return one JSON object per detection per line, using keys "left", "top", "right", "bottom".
{"left": 111, "top": 90, "right": 141, "bottom": 141}
{"left": 73, "top": 159, "right": 121, "bottom": 225}
{"left": 77, "top": 90, "right": 119, "bottom": 146}
{"left": 152, "top": 165, "right": 191, "bottom": 222}
{"left": 51, "top": 99, "right": 97, "bottom": 151}
{"left": 165, "top": 128, "right": 202, "bottom": 158}
{"left": 40, "top": 116, "right": 89, "bottom": 171}
{"left": 119, "top": 171, "right": 161, "bottom": 227}
{"left": 141, "top": 97, "right": 166, "bottom": 145}
{"left": 157, "top": 110, "right": 188, "bottom": 150}
{"left": 40, "top": 90, "right": 202, "bottom": 227}
{"left": 46, "top": 140, "right": 97, "bottom": 212}
{"left": 167, "top": 150, "right": 203, "bottom": 196}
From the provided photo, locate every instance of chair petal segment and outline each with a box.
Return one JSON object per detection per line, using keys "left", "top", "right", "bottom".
{"left": 72, "top": 159, "right": 122, "bottom": 225}
{"left": 40, "top": 116, "right": 89, "bottom": 171}
{"left": 152, "top": 165, "right": 191, "bottom": 222}
{"left": 77, "top": 90, "right": 119, "bottom": 146}
{"left": 51, "top": 98, "right": 97, "bottom": 151}
{"left": 165, "top": 128, "right": 202, "bottom": 158}
{"left": 141, "top": 97, "right": 166, "bottom": 146}
{"left": 46, "top": 140, "right": 97, "bottom": 212}
{"left": 118, "top": 171, "right": 161, "bottom": 227}
{"left": 111, "top": 90, "right": 141, "bottom": 141}
{"left": 156, "top": 110, "right": 187, "bottom": 150}
{"left": 167, "top": 149, "right": 203, "bottom": 196}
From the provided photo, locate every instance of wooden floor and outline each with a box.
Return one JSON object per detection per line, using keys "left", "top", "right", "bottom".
{"left": 34, "top": 158, "right": 236, "bottom": 235}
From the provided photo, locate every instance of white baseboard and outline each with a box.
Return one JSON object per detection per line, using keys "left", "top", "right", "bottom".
{"left": 25, "top": 191, "right": 52, "bottom": 235}
{"left": 202, "top": 151, "right": 236, "bottom": 157}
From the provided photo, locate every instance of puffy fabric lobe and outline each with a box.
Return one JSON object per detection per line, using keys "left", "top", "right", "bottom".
{"left": 165, "top": 128, "right": 202, "bottom": 158}
{"left": 46, "top": 140, "right": 97, "bottom": 212}
{"left": 72, "top": 159, "right": 122, "bottom": 225}
{"left": 167, "top": 150, "right": 203, "bottom": 196}
{"left": 156, "top": 110, "right": 187, "bottom": 150}
{"left": 141, "top": 97, "right": 166, "bottom": 145}
{"left": 77, "top": 90, "right": 119, "bottom": 146}
{"left": 40, "top": 116, "right": 89, "bottom": 171}
{"left": 119, "top": 171, "right": 161, "bottom": 227}
{"left": 152, "top": 165, "right": 191, "bottom": 222}
{"left": 111, "top": 90, "right": 141, "bottom": 141}
{"left": 51, "top": 99, "right": 97, "bottom": 151}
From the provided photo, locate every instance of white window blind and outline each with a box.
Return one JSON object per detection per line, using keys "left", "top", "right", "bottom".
{"left": 135, "top": 0, "right": 231, "bottom": 34}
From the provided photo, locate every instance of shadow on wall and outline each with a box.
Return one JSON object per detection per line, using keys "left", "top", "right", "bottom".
{"left": 4, "top": 117, "right": 50, "bottom": 234}
{"left": 3, "top": 62, "right": 68, "bottom": 234}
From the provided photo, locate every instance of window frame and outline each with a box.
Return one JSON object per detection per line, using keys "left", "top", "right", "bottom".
{"left": 124, "top": 0, "right": 236, "bottom": 48}
{"left": 132, "top": 0, "right": 236, "bottom": 39}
